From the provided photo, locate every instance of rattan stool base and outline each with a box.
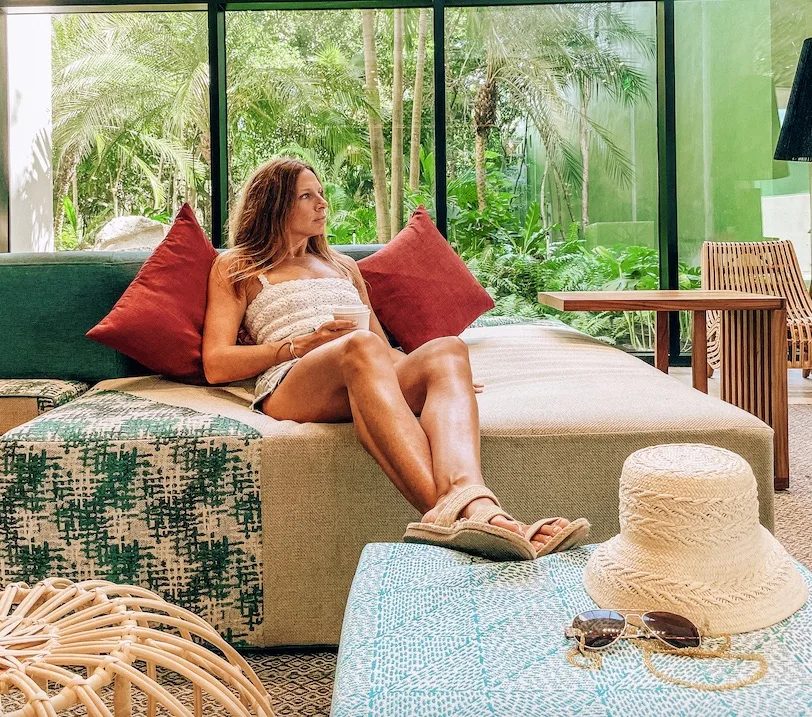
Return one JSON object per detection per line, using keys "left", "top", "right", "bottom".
{"left": 0, "top": 578, "right": 275, "bottom": 716}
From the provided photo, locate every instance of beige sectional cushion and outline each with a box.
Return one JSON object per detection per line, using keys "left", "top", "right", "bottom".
{"left": 94, "top": 323, "right": 774, "bottom": 646}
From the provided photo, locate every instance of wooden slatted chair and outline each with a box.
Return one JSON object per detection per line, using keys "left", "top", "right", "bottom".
{"left": 702, "top": 239, "right": 812, "bottom": 377}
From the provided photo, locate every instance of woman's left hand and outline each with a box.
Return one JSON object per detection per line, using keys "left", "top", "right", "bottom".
{"left": 473, "top": 382, "right": 484, "bottom": 394}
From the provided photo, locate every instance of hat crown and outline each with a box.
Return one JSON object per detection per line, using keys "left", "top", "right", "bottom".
{"left": 619, "top": 444, "right": 759, "bottom": 551}
{"left": 584, "top": 443, "right": 808, "bottom": 635}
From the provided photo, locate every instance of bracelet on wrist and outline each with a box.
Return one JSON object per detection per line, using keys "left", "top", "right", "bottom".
{"left": 289, "top": 337, "right": 301, "bottom": 360}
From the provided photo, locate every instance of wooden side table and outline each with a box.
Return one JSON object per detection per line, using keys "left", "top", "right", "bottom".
{"left": 537, "top": 290, "right": 789, "bottom": 489}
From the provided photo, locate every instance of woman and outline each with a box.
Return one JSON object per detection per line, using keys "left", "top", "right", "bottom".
{"left": 202, "top": 157, "right": 589, "bottom": 561}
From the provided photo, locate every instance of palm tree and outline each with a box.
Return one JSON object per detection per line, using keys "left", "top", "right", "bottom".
{"left": 51, "top": 13, "right": 210, "bottom": 241}
{"left": 390, "top": 8, "right": 405, "bottom": 237}
{"left": 409, "top": 8, "right": 430, "bottom": 193}
{"left": 473, "top": 61, "right": 498, "bottom": 212}
{"left": 362, "top": 9, "right": 391, "bottom": 242}
{"left": 456, "top": 5, "right": 653, "bottom": 217}
{"left": 224, "top": 14, "right": 373, "bottom": 194}
{"left": 567, "top": 4, "right": 655, "bottom": 227}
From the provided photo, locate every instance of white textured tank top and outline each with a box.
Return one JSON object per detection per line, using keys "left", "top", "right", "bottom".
{"left": 243, "top": 275, "right": 366, "bottom": 346}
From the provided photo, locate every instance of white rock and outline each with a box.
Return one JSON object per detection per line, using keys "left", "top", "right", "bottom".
{"left": 92, "top": 215, "right": 169, "bottom": 252}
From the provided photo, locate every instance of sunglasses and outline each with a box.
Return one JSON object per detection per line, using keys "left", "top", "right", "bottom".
{"left": 564, "top": 609, "right": 702, "bottom": 651}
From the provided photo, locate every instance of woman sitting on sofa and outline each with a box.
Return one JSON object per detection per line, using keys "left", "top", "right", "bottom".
{"left": 202, "top": 157, "right": 589, "bottom": 561}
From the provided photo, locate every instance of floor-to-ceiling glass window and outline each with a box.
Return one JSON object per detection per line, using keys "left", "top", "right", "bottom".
{"left": 7, "top": 10, "right": 210, "bottom": 251}
{"left": 444, "top": 3, "right": 661, "bottom": 349}
{"left": 225, "top": 8, "right": 435, "bottom": 245}
{"left": 676, "top": 0, "right": 812, "bottom": 346}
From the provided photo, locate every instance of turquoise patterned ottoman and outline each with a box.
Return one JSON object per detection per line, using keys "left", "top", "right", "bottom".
{"left": 0, "top": 390, "right": 263, "bottom": 644}
{"left": 332, "top": 543, "right": 812, "bottom": 716}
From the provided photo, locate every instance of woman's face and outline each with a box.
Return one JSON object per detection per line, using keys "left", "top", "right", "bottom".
{"left": 286, "top": 169, "right": 328, "bottom": 246}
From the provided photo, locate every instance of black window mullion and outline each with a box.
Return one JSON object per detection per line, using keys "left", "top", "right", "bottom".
{"left": 208, "top": 0, "right": 228, "bottom": 247}
{"left": 0, "top": 12, "right": 8, "bottom": 253}
{"left": 656, "top": 0, "right": 680, "bottom": 360}
{"left": 432, "top": 0, "right": 447, "bottom": 236}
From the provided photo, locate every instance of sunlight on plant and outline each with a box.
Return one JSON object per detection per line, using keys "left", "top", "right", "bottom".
{"left": 48, "top": 5, "right": 701, "bottom": 353}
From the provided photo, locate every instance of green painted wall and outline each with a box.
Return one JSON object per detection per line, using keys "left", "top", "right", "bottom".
{"left": 675, "top": 0, "right": 775, "bottom": 267}
{"left": 523, "top": 0, "right": 809, "bottom": 270}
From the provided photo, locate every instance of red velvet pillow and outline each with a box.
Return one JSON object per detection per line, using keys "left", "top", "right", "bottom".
{"left": 87, "top": 203, "right": 217, "bottom": 383}
{"left": 358, "top": 207, "right": 494, "bottom": 353}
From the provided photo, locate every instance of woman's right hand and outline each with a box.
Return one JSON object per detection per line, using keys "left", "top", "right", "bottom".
{"left": 294, "top": 320, "right": 358, "bottom": 356}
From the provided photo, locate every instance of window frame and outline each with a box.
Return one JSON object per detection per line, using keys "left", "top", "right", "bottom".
{"left": 0, "top": 0, "right": 682, "bottom": 360}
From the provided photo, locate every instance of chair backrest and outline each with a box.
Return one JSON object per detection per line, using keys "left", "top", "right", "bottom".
{"left": 701, "top": 240, "right": 812, "bottom": 320}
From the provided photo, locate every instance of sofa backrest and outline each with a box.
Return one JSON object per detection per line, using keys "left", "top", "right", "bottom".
{"left": 0, "top": 245, "right": 382, "bottom": 383}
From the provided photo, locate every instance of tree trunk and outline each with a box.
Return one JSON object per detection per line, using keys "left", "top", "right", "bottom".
{"left": 473, "top": 62, "right": 498, "bottom": 212}
{"left": 390, "top": 9, "right": 405, "bottom": 237}
{"left": 362, "top": 9, "right": 391, "bottom": 242}
{"left": 540, "top": 160, "right": 550, "bottom": 256}
{"left": 52, "top": 154, "right": 78, "bottom": 242}
{"left": 409, "top": 8, "right": 429, "bottom": 193}
{"left": 553, "top": 164, "right": 576, "bottom": 226}
{"left": 580, "top": 83, "right": 591, "bottom": 229}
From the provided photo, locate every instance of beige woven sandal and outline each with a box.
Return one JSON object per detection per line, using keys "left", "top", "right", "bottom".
{"left": 525, "top": 515, "right": 591, "bottom": 557}
{"left": 403, "top": 484, "right": 537, "bottom": 561}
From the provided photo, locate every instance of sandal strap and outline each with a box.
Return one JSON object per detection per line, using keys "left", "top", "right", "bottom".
{"left": 524, "top": 516, "right": 565, "bottom": 542}
{"left": 469, "top": 503, "right": 514, "bottom": 525}
{"left": 435, "top": 484, "right": 501, "bottom": 528}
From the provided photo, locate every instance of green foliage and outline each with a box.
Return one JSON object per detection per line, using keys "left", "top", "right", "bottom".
{"left": 446, "top": 156, "right": 558, "bottom": 260}
{"left": 50, "top": 6, "right": 700, "bottom": 355}
{"left": 52, "top": 12, "right": 210, "bottom": 238}
{"left": 57, "top": 196, "right": 86, "bottom": 251}
{"left": 467, "top": 231, "right": 702, "bottom": 352}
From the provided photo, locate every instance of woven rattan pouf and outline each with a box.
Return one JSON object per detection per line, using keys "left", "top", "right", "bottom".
{"left": 0, "top": 578, "right": 275, "bottom": 716}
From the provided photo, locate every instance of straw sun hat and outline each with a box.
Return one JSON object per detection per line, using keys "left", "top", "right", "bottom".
{"left": 584, "top": 443, "right": 808, "bottom": 635}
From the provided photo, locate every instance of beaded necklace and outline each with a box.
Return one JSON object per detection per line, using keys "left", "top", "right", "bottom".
{"left": 566, "top": 634, "right": 768, "bottom": 691}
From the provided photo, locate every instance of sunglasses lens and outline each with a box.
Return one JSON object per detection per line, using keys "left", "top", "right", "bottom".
{"left": 571, "top": 610, "right": 626, "bottom": 649}
{"left": 642, "top": 611, "right": 701, "bottom": 649}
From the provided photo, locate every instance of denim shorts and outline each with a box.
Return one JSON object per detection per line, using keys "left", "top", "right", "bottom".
{"left": 251, "top": 358, "right": 298, "bottom": 413}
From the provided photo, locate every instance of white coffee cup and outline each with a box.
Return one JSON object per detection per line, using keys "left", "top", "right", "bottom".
{"left": 333, "top": 305, "right": 371, "bottom": 331}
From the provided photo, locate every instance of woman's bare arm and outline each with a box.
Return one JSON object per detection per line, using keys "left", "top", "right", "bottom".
{"left": 340, "top": 255, "right": 482, "bottom": 390}
{"left": 341, "top": 256, "right": 402, "bottom": 358}
{"left": 202, "top": 256, "right": 290, "bottom": 384}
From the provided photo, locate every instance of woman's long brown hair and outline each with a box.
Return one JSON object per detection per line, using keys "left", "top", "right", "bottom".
{"left": 223, "top": 157, "right": 352, "bottom": 289}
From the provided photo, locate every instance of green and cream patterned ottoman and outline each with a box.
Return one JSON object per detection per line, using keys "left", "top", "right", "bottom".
{"left": 0, "top": 389, "right": 264, "bottom": 644}
{"left": 332, "top": 543, "right": 812, "bottom": 716}
{"left": 0, "top": 379, "right": 89, "bottom": 434}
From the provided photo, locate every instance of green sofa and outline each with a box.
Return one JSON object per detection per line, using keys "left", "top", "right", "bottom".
{"left": 0, "top": 250, "right": 776, "bottom": 647}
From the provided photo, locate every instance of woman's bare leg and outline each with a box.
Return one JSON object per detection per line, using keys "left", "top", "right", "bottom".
{"left": 393, "top": 337, "right": 568, "bottom": 550}
{"left": 261, "top": 330, "right": 438, "bottom": 512}
{"left": 263, "top": 331, "right": 567, "bottom": 549}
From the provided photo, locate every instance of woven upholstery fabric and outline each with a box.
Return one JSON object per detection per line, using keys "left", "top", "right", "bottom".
{"left": 0, "top": 398, "right": 38, "bottom": 436}
{"left": 88, "top": 323, "right": 774, "bottom": 647}
{"left": 0, "top": 390, "right": 263, "bottom": 645}
{"left": 0, "top": 379, "right": 89, "bottom": 434}
{"left": 332, "top": 543, "right": 812, "bottom": 715}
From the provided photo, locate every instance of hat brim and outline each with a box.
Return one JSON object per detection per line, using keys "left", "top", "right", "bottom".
{"left": 584, "top": 528, "right": 808, "bottom": 635}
